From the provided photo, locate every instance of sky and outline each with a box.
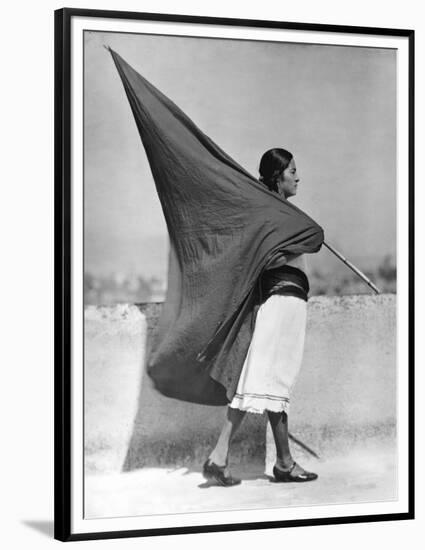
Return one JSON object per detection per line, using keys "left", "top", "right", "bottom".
{"left": 84, "top": 30, "right": 396, "bottom": 279}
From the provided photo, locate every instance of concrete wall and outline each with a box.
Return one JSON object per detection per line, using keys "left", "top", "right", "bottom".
{"left": 84, "top": 295, "right": 396, "bottom": 475}
{"left": 84, "top": 304, "right": 146, "bottom": 474}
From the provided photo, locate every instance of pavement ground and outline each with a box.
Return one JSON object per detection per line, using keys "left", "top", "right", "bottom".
{"left": 85, "top": 446, "right": 396, "bottom": 519}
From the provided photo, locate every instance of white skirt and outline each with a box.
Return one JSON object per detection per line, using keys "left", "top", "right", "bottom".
{"left": 228, "top": 294, "right": 307, "bottom": 415}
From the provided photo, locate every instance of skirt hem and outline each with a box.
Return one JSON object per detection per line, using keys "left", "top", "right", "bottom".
{"left": 228, "top": 395, "right": 290, "bottom": 415}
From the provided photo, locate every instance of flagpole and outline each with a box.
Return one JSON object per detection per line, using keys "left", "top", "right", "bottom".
{"left": 323, "top": 241, "right": 381, "bottom": 294}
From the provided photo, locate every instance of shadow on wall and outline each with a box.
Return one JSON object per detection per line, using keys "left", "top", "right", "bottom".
{"left": 122, "top": 303, "right": 267, "bottom": 471}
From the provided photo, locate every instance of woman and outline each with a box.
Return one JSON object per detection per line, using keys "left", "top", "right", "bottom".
{"left": 203, "top": 148, "right": 318, "bottom": 486}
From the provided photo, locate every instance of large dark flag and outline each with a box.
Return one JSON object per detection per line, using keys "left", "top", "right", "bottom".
{"left": 109, "top": 48, "right": 324, "bottom": 406}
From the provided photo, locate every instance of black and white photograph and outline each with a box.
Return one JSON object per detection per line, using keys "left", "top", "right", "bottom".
{"left": 54, "top": 8, "right": 414, "bottom": 541}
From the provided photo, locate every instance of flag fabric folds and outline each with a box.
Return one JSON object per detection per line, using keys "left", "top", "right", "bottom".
{"left": 109, "top": 48, "right": 324, "bottom": 406}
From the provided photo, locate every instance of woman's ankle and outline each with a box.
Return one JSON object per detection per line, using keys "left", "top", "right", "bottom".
{"left": 208, "top": 452, "right": 228, "bottom": 467}
{"left": 275, "top": 456, "right": 295, "bottom": 470}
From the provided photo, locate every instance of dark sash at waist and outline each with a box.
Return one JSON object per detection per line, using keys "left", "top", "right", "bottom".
{"left": 260, "top": 265, "right": 310, "bottom": 303}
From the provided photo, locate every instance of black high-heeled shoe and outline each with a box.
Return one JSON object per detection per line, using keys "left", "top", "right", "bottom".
{"left": 273, "top": 461, "right": 318, "bottom": 482}
{"left": 202, "top": 459, "right": 241, "bottom": 487}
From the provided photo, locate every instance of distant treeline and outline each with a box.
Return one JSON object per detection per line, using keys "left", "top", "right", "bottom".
{"left": 84, "top": 272, "right": 166, "bottom": 305}
{"left": 309, "top": 254, "right": 396, "bottom": 296}
{"left": 84, "top": 255, "right": 396, "bottom": 306}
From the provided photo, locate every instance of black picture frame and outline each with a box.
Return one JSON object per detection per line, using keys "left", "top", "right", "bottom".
{"left": 54, "top": 7, "right": 415, "bottom": 542}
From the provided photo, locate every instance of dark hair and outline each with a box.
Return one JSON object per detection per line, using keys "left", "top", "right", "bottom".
{"left": 258, "top": 148, "right": 293, "bottom": 193}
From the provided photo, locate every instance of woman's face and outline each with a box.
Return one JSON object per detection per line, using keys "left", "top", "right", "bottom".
{"left": 276, "top": 158, "right": 300, "bottom": 199}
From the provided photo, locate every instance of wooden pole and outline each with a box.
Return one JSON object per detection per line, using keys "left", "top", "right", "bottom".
{"left": 323, "top": 241, "right": 381, "bottom": 294}
{"left": 288, "top": 433, "right": 320, "bottom": 459}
